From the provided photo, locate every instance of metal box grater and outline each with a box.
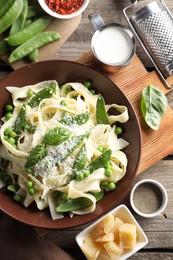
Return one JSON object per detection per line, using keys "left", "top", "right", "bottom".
{"left": 124, "top": 0, "right": 173, "bottom": 88}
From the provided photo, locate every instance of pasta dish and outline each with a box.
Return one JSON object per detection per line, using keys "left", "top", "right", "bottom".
{"left": 0, "top": 80, "right": 129, "bottom": 220}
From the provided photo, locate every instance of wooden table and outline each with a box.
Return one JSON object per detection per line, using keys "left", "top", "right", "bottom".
{"left": 0, "top": 1, "right": 173, "bottom": 259}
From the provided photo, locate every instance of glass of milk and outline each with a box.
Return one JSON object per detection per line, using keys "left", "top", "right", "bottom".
{"left": 89, "top": 13, "right": 136, "bottom": 73}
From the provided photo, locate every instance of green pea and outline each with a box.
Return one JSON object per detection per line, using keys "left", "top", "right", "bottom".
{"left": 4, "top": 135, "right": 9, "bottom": 141}
{"left": 84, "top": 170, "right": 90, "bottom": 178}
{"left": 101, "top": 181, "right": 108, "bottom": 187}
{"left": 105, "top": 169, "right": 112, "bottom": 177}
{"left": 5, "top": 104, "right": 13, "bottom": 112}
{"left": 105, "top": 162, "right": 112, "bottom": 170}
{"left": 27, "top": 89, "right": 34, "bottom": 97}
{"left": 13, "top": 194, "right": 22, "bottom": 202}
{"left": 12, "top": 144, "right": 17, "bottom": 149}
{"left": 25, "top": 167, "right": 33, "bottom": 174}
{"left": 107, "top": 182, "right": 116, "bottom": 190}
{"left": 6, "top": 15, "right": 52, "bottom": 46}
{"left": 84, "top": 81, "right": 92, "bottom": 88}
{"left": 28, "top": 188, "right": 35, "bottom": 195}
{"left": 10, "top": 131, "right": 17, "bottom": 138}
{"left": 4, "top": 127, "right": 13, "bottom": 135}
{"left": 60, "top": 100, "right": 68, "bottom": 106}
{"left": 8, "top": 137, "right": 15, "bottom": 145}
{"left": 0, "top": 0, "right": 23, "bottom": 34}
{"left": 76, "top": 173, "right": 84, "bottom": 181}
{"left": 5, "top": 113, "right": 12, "bottom": 121}
{"left": 90, "top": 89, "right": 96, "bottom": 95}
{"left": 8, "top": 31, "right": 61, "bottom": 63}
{"left": 62, "top": 193, "right": 68, "bottom": 201}
{"left": 97, "top": 145, "right": 104, "bottom": 153}
{"left": 115, "top": 126, "right": 123, "bottom": 135}
{"left": 27, "top": 181, "right": 33, "bottom": 188}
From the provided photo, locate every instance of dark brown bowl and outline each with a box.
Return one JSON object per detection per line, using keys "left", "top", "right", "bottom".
{"left": 0, "top": 60, "right": 141, "bottom": 229}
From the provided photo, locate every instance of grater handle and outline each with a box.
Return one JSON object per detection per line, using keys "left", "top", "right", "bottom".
{"left": 123, "top": 0, "right": 173, "bottom": 89}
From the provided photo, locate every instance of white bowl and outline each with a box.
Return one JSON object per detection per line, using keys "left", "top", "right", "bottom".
{"left": 38, "top": 0, "right": 90, "bottom": 19}
{"left": 76, "top": 204, "right": 148, "bottom": 260}
{"left": 130, "top": 179, "right": 168, "bottom": 218}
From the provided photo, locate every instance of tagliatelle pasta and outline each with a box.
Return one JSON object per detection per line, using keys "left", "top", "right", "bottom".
{"left": 0, "top": 80, "right": 129, "bottom": 220}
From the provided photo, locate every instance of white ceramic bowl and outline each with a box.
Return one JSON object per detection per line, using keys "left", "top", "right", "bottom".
{"left": 38, "top": 0, "right": 90, "bottom": 19}
{"left": 76, "top": 204, "right": 148, "bottom": 260}
{"left": 130, "top": 179, "right": 168, "bottom": 218}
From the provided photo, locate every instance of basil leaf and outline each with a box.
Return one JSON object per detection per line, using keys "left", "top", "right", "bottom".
{"left": 141, "top": 85, "right": 167, "bottom": 130}
{"left": 25, "top": 143, "right": 48, "bottom": 168}
{"left": 43, "top": 127, "right": 71, "bottom": 146}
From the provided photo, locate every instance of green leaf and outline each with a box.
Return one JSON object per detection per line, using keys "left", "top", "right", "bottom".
{"left": 25, "top": 143, "right": 48, "bottom": 168}
{"left": 43, "top": 127, "right": 71, "bottom": 146}
{"left": 141, "top": 85, "right": 167, "bottom": 130}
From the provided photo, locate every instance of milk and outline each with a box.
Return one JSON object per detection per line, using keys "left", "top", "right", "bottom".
{"left": 93, "top": 27, "right": 132, "bottom": 65}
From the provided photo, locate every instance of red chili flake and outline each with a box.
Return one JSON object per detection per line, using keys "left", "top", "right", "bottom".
{"left": 45, "top": 0, "right": 84, "bottom": 15}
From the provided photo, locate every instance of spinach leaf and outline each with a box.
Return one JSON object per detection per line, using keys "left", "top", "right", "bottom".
{"left": 141, "top": 84, "right": 167, "bottom": 130}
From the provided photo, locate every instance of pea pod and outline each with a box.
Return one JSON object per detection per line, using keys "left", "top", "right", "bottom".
{"left": 9, "top": 0, "right": 28, "bottom": 35}
{"left": 13, "top": 104, "right": 27, "bottom": 137}
{"left": 23, "top": 18, "right": 33, "bottom": 28}
{"left": 90, "top": 190, "right": 104, "bottom": 201}
{"left": 26, "top": 5, "right": 44, "bottom": 18}
{"left": 0, "top": 0, "right": 14, "bottom": 19}
{"left": 43, "top": 127, "right": 71, "bottom": 146}
{"left": 55, "top": 135, "right": 86, "bottom": 165}
{"left": 25, "top": 143, "right": 48, "bottom": 168}
{"left": 60, "top": 112, "right": 90, "bottom": 126}
{"left": 0, "top": 40, "right": 9, "bottom": 56}
{"left": 8, "top": 31, "right": 61, "bottom": 63}
{"left": 28, "top": 49, "right": 38, "bottom": 62}
{"left": 0, "top": 0, "right": 7, "bottom": 9}
{"left": 0, "top": 0, "right": 23, "bottom": 34}
{"left": 56, "top": 197, "right": 93, "bottom": 213}
{"left": 73, "top": 144, "right": 87, "bottom": 171}
{"left": 96, "top": 94, "right": 109, "bottom": 124}
{"left": 56, "top": 191, "right": 104, "bottom": 213}
{"left": 28, "top": 82, "right": 56, "bottom": 108}
{"left": 87, "top": 149, "right": 112, "bottom": 173}
{"left": 6, "top": 15, "right": 52, "bottom": 46}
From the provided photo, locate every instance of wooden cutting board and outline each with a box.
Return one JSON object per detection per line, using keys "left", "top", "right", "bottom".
{"left": 77, "top": 51, "right": 173, "bottom": 174}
